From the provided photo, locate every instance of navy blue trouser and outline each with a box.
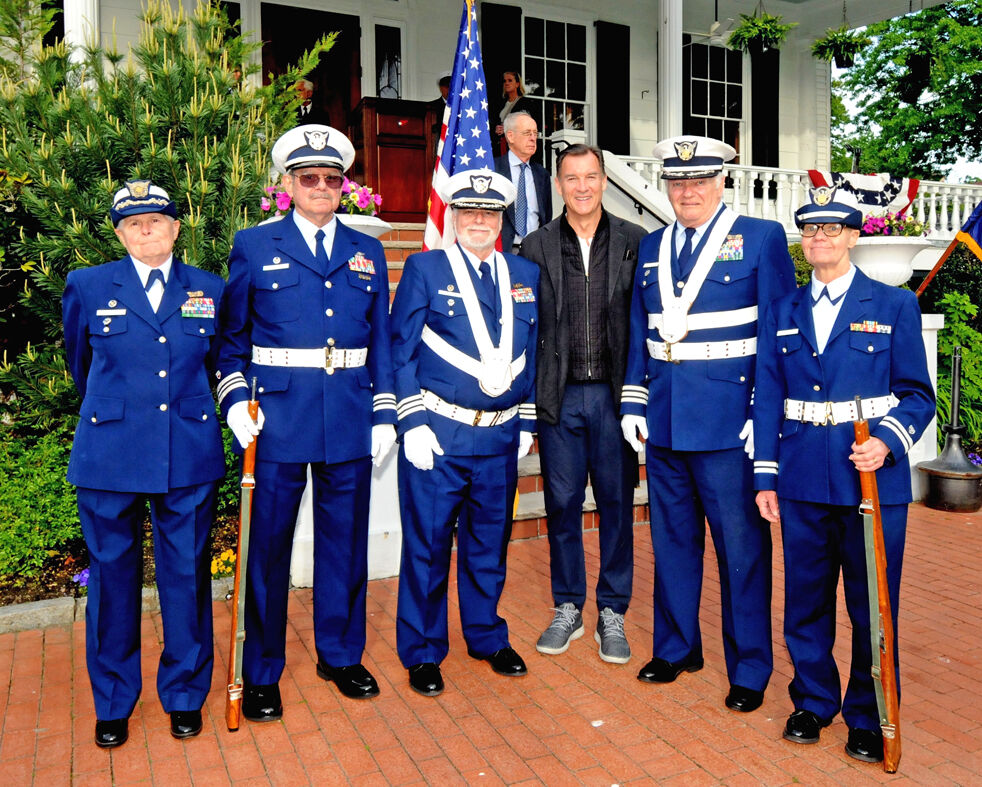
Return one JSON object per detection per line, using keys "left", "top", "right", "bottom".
{"left": 244, "top": 456, "right": 372, "bottom": 685}
{"left": 396, "top": 450, "right": 517, "bottom": 667}
{"left": 645, "top": 445, "right": 773, "bottom": 691}
{"left": 780, "top": 498, "right": 906, "bottom": 730}
{"left": 77, "top": 482, "right": 216, "bottom": 719}
{"left": 538, "top": 382, "right": 635, "bottom": 614}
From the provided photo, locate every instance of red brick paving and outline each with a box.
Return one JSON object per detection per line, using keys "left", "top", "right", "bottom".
{"left": 1, "top": 503, "right": 980, "bottom": 784}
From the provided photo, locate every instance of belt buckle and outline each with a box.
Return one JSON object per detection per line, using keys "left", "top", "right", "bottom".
{"left": 665, "top": 343, "right": 680, "bottom": 365}
{"left": 813, "top": 401, "right": 836, "bottom": 427}
{"left": 472, "top": 409, "right": 484, "bottom": 427}
{"left": 324, "top": 347, "right": 333, "bottom": 370}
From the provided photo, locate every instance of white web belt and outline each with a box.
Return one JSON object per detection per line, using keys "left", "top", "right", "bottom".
{"left": 784, "top": 394, "right": 899, "bottom": 425}
{"left": 252, "top": 345, "right": 368, "bottom": 371}
{"left": 421, "top": 389, "right": 519, "bottom": 427}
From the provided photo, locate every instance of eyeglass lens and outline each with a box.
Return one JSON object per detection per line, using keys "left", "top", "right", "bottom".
{"left": 297, "top": 173, "right": 344, "bottom": 188}
{"left": 802, "top": 223, "right": 844, "bottom": 237}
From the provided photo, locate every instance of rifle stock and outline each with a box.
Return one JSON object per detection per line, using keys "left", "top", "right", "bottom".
{"left": 853, "top": 397, "right": 901, "bottom": 773}
{"left": 226, "top": 382, "right": 259, "bottom": 731}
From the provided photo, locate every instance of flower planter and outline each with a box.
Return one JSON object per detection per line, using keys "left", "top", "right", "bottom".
{"left": 850, "top": 236, "right": 932, "bottom": 287}
{"left": 337, "top": 213, "right": 393, "bottom": 239}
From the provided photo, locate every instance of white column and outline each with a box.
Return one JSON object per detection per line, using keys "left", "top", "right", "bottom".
{"left": 657, "top": 0, "right": 683, "bottom": 140}
{"left": 63, "top": 0, "right": 98, "bottom": 56}
{"left": 910, "top": 313, "right": 944, "bottom": 501}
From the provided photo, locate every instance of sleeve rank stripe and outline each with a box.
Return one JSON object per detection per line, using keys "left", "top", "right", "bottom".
{"left": 880, "top": 415, "right": 914, "bottom": 453}
{"left": 216, "top": 371, "right": 248, "bottom": 403}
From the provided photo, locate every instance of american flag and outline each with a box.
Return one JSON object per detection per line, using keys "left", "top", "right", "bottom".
{"left": 422, "top": 0, "right": 495, "bottom": 250}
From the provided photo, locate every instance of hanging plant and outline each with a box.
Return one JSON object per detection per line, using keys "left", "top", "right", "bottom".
{"left": 811, "top": 26, "right": 870, "bottom": 68}
{"left": 726, "top": 11, "right": 797, "bottom": 56}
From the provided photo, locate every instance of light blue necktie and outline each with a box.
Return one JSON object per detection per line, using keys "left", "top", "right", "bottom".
{"left": 515, "top": 163, "right": 528, "bottom": 238}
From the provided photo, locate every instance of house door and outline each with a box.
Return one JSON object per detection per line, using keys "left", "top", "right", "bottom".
{"left": 261, "top": 5, "right": 361, "bottom": 133}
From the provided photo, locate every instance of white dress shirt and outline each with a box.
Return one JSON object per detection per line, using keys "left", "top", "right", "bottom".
{"left": 292, "top": 211, "right": 338, "bottom": 259}
{"left": 810, "top": 263, "right": 856, "bottom": 354}
{"left": 132, "top": 255, "right": 173, "bottom": 313}
{"left": 507, "top": 150, "right": 540, "bottom": 242}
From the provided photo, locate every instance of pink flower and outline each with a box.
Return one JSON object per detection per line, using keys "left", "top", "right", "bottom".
{"left": 264, "top": 186, "right": 276, "bottom": 194}
{"left": 260, "top": 197, "right": 271, "bottom": 211}
{"left": 276, "top": 191, "right": 292, "bottom": 211}
{"left": 356, "top": 190, "right": 372, "bottom": 209}
{"left": 342, "top": 177, "right": 352, "bottom": 194}
{"left": 373, "top": 194, "right": 382, "bottom": 206}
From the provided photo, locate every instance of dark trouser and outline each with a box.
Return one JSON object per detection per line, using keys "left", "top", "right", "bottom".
{"left": 780, "top": 498, "right": 906, "bottom": 730}
{"left": 396, "top": 450, "right": 517, "bottom": 667}
{"left": 538, "top": 382, "right": 635, "bottom": 614}
{"left": 244, "top": 456, "right": 372, "bottom": 685}
{"left": 645, "top": 445, "right": 773, "bottom": 691}
{"left": 77, "top": 483, "right": 217, "bottom": 719}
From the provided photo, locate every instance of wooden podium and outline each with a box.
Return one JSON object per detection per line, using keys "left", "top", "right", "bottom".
{"left": 349, "top": 97, "right": 440, "bottom": 223}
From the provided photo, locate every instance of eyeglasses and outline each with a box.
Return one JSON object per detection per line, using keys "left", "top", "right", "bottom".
{"left": 295, "top": 173, "right": 344, "bottom": 189}
{"left": 800, "top": 223, "right": 845, "bottom": 237}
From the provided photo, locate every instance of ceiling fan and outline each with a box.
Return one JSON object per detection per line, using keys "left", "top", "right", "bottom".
{"left": 688, "top": 1, "right": 735, "bottom": 47}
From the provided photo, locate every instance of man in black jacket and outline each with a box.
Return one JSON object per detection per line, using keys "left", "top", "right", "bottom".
{"left": 520, "top": 143, "right": 646, "bottom": 663}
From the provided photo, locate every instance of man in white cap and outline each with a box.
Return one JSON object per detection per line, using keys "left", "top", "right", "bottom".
{"left": 620, "top": 136, "right": 795, "bottom": 712}
{"left": 389, "top": 168, "right": 539, "bottom": 697}
{"left": 63, "top": 180, "right": 226, "bottom": 746}
{"left": 217, "top": 125, "right": 397, "bottom": 716}
{"left": 754, "top": 187, "right": 933, "bottom": 762}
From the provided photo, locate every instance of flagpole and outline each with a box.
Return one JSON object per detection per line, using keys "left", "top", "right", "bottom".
{"left": 914, "top": 236, "right": 960, "bottom": 298}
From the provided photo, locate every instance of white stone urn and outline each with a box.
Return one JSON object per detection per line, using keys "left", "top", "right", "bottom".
{"left": 337, "top": 213, "right": 393, "bottom": 238}
{"left": 850, "top": 236, "right": 933, "bottom": 287}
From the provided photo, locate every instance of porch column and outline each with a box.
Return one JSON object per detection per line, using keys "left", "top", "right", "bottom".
{"left": 657, "top": 0, "right": 683, "bottom": 139}
{"left": 63, "top": 0, "right": 98, "bottom": 57}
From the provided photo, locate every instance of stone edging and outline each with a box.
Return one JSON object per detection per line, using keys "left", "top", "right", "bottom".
{"left": 0, "top": 577, "right": 236, "bottom": 635}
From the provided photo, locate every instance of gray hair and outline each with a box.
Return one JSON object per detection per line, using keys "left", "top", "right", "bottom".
{"left": 503, "top": 111, "right": 535, "bottom": 135}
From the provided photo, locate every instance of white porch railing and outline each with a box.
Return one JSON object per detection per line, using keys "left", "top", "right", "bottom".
{"left": 618, "top": 157, "right": 982, "bottom": 242}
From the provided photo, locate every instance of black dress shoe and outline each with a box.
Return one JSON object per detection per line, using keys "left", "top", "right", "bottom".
{"left": 725, "top": 685, "right": 764, "bottom": 713}
{"left": 636, "top": 657, "right": 703, "bottom": 684}
{"left": 845, "top": 727, "right": 884, "bottom": 763}
{"left": 467, "top": 646, "right": 527, "bottom": 676}
{"left": 95, "top": 718, "right": 128, "bottom": 748}
{"left": 170, "top": 710, "right": 203, "bottom": 739}
{"left": 243, "top": 683, "right": 283, "bottom": 722}
{"left": 316, "top": 661, "right": 380, "bottom": 699}
{"left": 783, "top": 709, "right": 828, "bottom": 744}
{"left": 408, "top": 662, "right": 444, "bottom": 696}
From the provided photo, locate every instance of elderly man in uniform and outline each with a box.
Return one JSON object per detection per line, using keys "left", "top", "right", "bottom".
{"left": 520, "top": 143, "right": 646, "bottom": 663}
{"left": 218, "top": 125, "right": 397, "bottom": 717}
{"left": 753, "top": 188, "right": 934, "bottom": 762}
{"left": 390, "top": 169, "right": 538, "bottom": 697}
{"left": 620, "top": 136, "right": 795, "bottom": 711}
{"left": 63, "top": 181, "right": 226, "bottom": 746}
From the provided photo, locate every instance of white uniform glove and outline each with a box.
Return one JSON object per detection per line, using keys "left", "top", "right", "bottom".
{"left": 517, "top": 431, "right": 534, "bottom": 460}
{"left": 403, "top": 424, "right": 444, "bottom": 471}
{"left": 371, "top": 424, "right": 397, "bottom": 467}
{"left": 227, "top": 400, "right": 265, "bottom": 449}
{"left": 739, "top": 419, "right": 754, "bottom": 460}
{"left": 621, "top": 414, "right": 648, "bottom": 454}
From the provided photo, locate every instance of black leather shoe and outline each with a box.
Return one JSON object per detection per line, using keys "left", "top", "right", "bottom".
{"left": 316, "top": 661, "right": 380, "bottom": 699}
{"left": 95, "top": 718, "right": 128, "bottom": 748}
{"left": 170, "top": 710, "right": 202, "bottom": 739}
{"left": 845, "top": 728, "right": 884, "bottom": 763}
{"left": 783, "top": 709, "right": 828, "bottom": 744}
{"left": 408, "top": 662, "right": 444, "bottom": 696}
{"left": 636, "top": 657, "right": 703, "bottom": 684}
{"left": 725, "top": 685, "right": 764, "bottom": 713}
{"left": 467, "top": 646, "right": 527, "bottom": 676}
{"left": 243, "top": 683, "right": 283, "bottom": 722}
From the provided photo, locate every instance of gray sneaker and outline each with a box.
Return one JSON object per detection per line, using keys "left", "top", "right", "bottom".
{"left": 595, "top": 607, "right": 631, "bottom": 664}
{"left": 536, "top": 603, "right": 584, "bottom": 655}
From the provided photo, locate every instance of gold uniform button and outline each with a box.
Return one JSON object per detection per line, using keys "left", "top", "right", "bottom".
{"left": 812, "top": 352, "right": 817, "bottom": 357}
{"left": 199, "top": 327, "right": 206, "bottom": 334}
{"left": 327, "top": 338, "right": 335, "bottom": 346}
{"left": 325, "top": 281, "right": 333, "bottom": 288}
{"left": 448, "top": 310, "right": 454, "bottom": 316}
{"left": 158, "top": 336, "right": 167, "bottom": 343}
{"left": 103, "top": 326, "right": 110, "bottom": 333}
{"left": 448, "top": 299, "right": 455, "bottom": 306}
{"left": 782, "top": 347, "right": 787, "bottom": 353}
{"left": 272, "top": 282, "right": 279, "bottom": 289}
{"left": 676, "top": 281, "right": 684, "bottom": 289}
{"left": 91, "top": 416, "right": 97, "bottom": 423}
{"left": 868, "top": 345, "right": 874, "bottom": 352}
{"left": 159, "top": 370, "right": 167, "bottom": 377}
{"left": 159, "top": 403, "right": 168, "bottom": 411}
{"left": 326, "top": 368, "right": 335, "bottom": 375}
{"left": 813, "top": 385, "right": 821, "bottom": 392}
{"left": 258, "top": 386, "right": 265, "bottom": 393}
{"left": 739, "top": 375, "right": 746, "bottom": 382}
{"left": 724, "top": 274, "right": 731, "bottom": 282}
{"left": 201, "top": 414, "right": 208, "bottom": 421}
{"left": 367, "top": 285, "right": 372, "bottom": 292}
{"left": 326, "top": 308, "right": 334, "bottom": 317}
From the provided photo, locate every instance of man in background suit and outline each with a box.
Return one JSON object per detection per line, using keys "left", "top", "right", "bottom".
{"left": 218, "top": 125, "right": 397, "bottom": 718}
{"left": 494, "top": 111, "right": 552, "bottom": 253}
{"left": 63, "top": 181, "right": 226, "bottom": 747}
{"left": 520, "top": 143, "right": 646, "bottom": 664}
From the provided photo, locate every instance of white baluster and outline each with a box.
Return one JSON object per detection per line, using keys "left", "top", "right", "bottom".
{"left": 927, "top": 189, "right": 938, "bottom": 235}
{"left": 730, "top": 169, "right": 745, "bottom": 215}
{"left": 747, "top": 170, "right": 758, "bottom": 219}
{"left": 775, "top": 173, "right": 789, "bottom": 228}
{"left": 939, "top": 185, "right": 951, "bottom": 234}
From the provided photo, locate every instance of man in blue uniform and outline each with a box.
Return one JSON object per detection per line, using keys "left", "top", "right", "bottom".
{"left": 753, "top": 188, "right": 935, "bottom": 762}
{"left": 520, "top": 144, "right": 646, "bottom": 664}
{"left": 620, "top": 136, "right": 796, "bottom": 712}
{"left": 218, "top": 125, "right": 397, "bottom": 716}
{"left": 63, "top": 181, "right": 226, "bottom": 746}
{"left": 391, "top": 169, "right": 538, "bottom": 697}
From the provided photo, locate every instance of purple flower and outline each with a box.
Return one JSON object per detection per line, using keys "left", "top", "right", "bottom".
{"left": 264, "top": 185, "right": 276, "bottom": 195}
{"left": 356, "top": 190, "right": 372, "bottom": 209}
{"left": 275, "top": 191, "right": 292, "bottom": 212}
{"left": 969, "top": 452, "right": 982, "bottom": 467}
{"left": 72, "top": 568, "right": 90, "bottom": 587}
{"left": 373, "top": 193, "right": 382, "bottom": 206}
{"left": 260, "top": 197, "right": 271, "bottom": 211}
{"left": 342, "top": 177, "right": 352, "bottom": 194}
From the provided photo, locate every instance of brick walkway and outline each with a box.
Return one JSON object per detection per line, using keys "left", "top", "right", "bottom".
{"left": 2, "top": 503, "right": 980, "bottom": 785}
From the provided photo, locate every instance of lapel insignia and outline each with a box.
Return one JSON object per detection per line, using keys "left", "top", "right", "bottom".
{"left": 716, "top": 234, "right": 744, "bottom": 261}
{"left": 511, "top": 285, "right": 535, "bottom": 303}
{"left": 108, "top": 299, "right": 118, "bottom": 307}
{"left": 181, "top": 296, "right": 216, "bottom": 318}
{"left": 850, "top": 321, "right": 891, "bottom": 334}
{"left": 186, "top": 290, "right": 203, "bottom": 298}
{"left": 347, "top": 252, "right": 376, "bottom": 275}
{"left": 273, "top": 256, "right": 281, "bottom": 264}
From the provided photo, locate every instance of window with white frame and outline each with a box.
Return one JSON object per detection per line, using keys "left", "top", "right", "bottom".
{"left": 522, "top": 17, "right": 587, "bottom": 148}
{"left": 683, "top": 35, "right": 743, "bottom": 159}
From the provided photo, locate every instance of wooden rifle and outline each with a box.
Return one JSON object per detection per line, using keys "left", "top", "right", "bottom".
{"left": 225, "top": 379, "right": 259, "bottom": 731}
{"left": 853, "top": 396, "right": 902, "bottom": 772}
